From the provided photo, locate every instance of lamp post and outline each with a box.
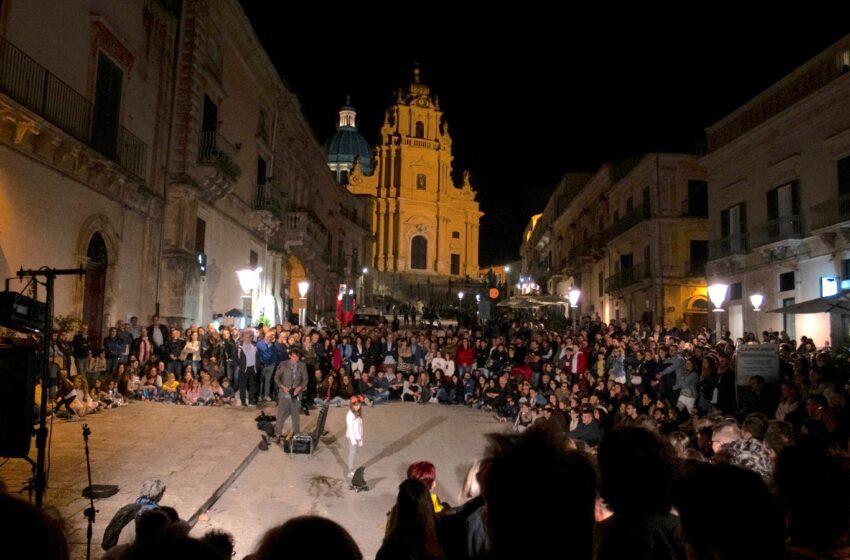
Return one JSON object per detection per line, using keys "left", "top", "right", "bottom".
{"left": 568, "top": 288, "right": 581, "bottom": 324}
{"left": 361, "top": 267, "right": 368, "bottom": 307}
{"left": 237, "top": 268, "right": 261, "bottom": 327}
{"left": 297, "top": 280, "right": 310, "bottom": 327}
{"left": 708, "top": 283, "right": 729, "bottom": 340}
{"left": 750, "top": 293, "right": 763, "bottom": 340}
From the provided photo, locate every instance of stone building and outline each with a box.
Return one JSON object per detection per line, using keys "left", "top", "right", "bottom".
{"left": 704, "top": 34, "right": 850, "bottom": 345}
{"left": 332, "top": 68, "right": 483, "bottom": 305}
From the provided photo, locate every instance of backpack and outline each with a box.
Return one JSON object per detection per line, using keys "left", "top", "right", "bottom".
{"left": 101, "top": 502, "right": 142, "bottom": 550}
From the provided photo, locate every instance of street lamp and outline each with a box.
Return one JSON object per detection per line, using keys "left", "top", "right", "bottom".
{"left": 750, "top": 293, "right": 764, "bottom": 339}
{"left": 237, "top": 268, "right": 261, "bottom": 327}
{"left": 708, "top": 283, "right": 728, "bottom": 338}
{"left": 505, "top": 265, "right": 511, "bottom": 272}
{"left": 475, "top": 293, "right": 481, "bottom": 303}
{"left": 297, "top": 280, "right": 310, "bottom": 327}
{"left": 568, "top": 288, "right": 581, "bottom": 308}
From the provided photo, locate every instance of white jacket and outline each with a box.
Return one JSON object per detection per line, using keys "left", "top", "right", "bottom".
{"left": 346, "top": 409, "right": 363, "bottom": 445}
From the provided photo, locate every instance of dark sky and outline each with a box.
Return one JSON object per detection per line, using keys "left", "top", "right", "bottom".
{"left": 238, "top": 5, "right": 847, "bottom": 265}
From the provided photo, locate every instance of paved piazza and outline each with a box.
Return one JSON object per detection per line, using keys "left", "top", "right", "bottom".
{"left": 0, "top": 401, "right": 503, "bottom": 559}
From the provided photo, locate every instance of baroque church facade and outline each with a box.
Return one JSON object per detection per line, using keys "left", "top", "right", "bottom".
{"left": 328, "top": 69, "right": 482, "bottom": 303}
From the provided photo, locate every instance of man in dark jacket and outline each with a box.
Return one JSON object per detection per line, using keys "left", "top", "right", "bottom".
{"left": 164, "top": 328, "right": 185, "bottom": 376}
{"left": 73, "top": 326, "right": 91, "bottom": 382}
{"left": 146, "top": 316, "right": 169, "bottom": 358}
{"left": 103, "top": 328, "right": 123, "bottom": 378}
{"left": 570, "top": 406, "right": 602, "bottom": 446}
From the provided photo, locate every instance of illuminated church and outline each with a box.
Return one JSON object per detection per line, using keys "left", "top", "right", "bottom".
{"left": 327, "top": 68, "right": 482, "bottom": 301}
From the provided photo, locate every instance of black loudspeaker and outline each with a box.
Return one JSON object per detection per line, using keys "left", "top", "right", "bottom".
{"left": 0, "top": 338, "right": 38, "bottom": 458}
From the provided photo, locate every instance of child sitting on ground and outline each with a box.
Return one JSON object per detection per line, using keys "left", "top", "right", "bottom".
{"left": 210, "top": 379, "right": 224, "bottom": 406}
{"left": 220, "top": 378, "right": 235, "bottom": 406}
{"left": 197, "top": 372, "right": 215, "bottom": 405}
{"left": 128, "top": 370, "right": 142, "bottom": 400}
{"left": 181, "top": 378, "right": 200, "bottom": 405}
{"left": 160, "top": 373, "right": 180, "bottom": 403}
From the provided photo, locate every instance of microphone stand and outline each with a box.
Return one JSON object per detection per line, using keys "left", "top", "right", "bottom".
{"left": 82, "top": 424, "right": 97, "bottom": 560}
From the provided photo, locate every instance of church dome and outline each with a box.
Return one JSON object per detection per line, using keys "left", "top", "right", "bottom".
{"left": 326, "top": 98, "right": 373, "bottom": 177}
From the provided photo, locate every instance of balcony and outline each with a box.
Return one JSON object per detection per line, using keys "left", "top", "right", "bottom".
{"left": 605, "top": 262, "right": 651, "bottom": 293}
{"left": 681, "top": 199, "right": 709, "bottom": 218}
{"left": 709, "top": 234, "right": 749, "bottom": 260}
{"left": 402, "top": 137, "right": 439, "bottom": 149}
{"left": 253, "top": 182, "right": 282, "bottom": 214}
{"left": 810, "top": 194, "right": 850, "bottom": 231}
{"left": 0, "top": 36, "right": 147, "bottom": 179}
{"left": 281, "top": 211, "right": 329, "bottom": 260}
{"left": 750, "top": 216, "right": 802, "bottom": 248}
{"left": 199, "top": 130, "right": 238, "bottom": 165}
{"left": 602, "top": 204, "right": 651, "bottom": 243}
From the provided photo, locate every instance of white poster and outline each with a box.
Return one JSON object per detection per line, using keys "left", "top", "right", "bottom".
{"left": 735, "top": 343, "right": 780, "bottom": 385}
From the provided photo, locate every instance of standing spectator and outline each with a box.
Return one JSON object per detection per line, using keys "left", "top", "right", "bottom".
{"left": 135, "top": 331, "right": 154, "bottom": 369}
{"left": 165, "top": 328, "right": 185, "bottom": 377}
{"left": 378, "top": 479, "right": 443, "bottom": 560}
{"left": 478, "top": 421, "right": 597, "bottom": 559}
{"left": 236, "top": 331, "right": 258, "bottom": 406}
{"left": 128, "top": 316, "right": 143, "bottom": 340}
{"left": 73, "top": 326, "right": 92, "bottom": 385}
{"left": 257, "top": 330, "right": 277, "bottom": 403}
{"left": 103, "top": 327, "right": 123, "bottom": 378}
{"left": 118, "top": 321, "right": 133, "bottom": 366}
{"left": 595, "top": 427, "right": 685, "bottom": 560}
{"left": 147, "top": 315, "right": 169, "bottom": 357}
{"left": 272, "top": 349, "right": 308, "bottom": 440}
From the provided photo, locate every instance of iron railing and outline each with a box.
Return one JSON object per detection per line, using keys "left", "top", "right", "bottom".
{"left": 708, "top": 234, "right": 749, "bottom": 260}
{"left": 0, "top": 36, "right": 147, "bottom": 178}
{"left": 198, "top": 130, "right": 238, "bottom": 164}
{"left": 750, "top": 216, "right": 802, "bottom": 248}
{"left": 810, "top": 194, "right": 850, "bottom": 230}
{"left": 605, "top": 262, "right": 651, "bottom": 292}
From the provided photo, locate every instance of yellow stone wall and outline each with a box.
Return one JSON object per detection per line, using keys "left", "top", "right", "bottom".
{"left": 348, "top": 69, "right": 482, "bottom": 279}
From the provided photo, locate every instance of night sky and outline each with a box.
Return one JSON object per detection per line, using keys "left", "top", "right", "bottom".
{"left": 238, "top": 5, "right": 847, "bottom": 265}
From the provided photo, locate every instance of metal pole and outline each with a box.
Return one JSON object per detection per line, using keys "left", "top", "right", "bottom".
{"left": 35, "top": 273, "right": 54, "bottom": 508}
{"left": 16, "top": 267, "right": 85, "bottom": 508}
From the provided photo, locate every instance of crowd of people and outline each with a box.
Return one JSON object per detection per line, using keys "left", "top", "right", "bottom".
{"left": 16, "top": 310, "right": 850, "bottom": 558}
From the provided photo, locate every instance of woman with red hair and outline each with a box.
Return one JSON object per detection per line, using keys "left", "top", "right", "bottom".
{"left": 407, "top": 461, "right": 448, "bottom": 513}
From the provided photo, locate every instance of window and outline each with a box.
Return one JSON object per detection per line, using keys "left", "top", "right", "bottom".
{"left": 779, "top": 271, "right": 795, "bottom": 292}
{"left": 843, "top": 258, "right": 850, "bottom": 280}
{"left": 92, "top": 53, "right": 123, "bottom": 159}
{"left": 729, "top": 282, "right": 742, "bottom": 301}
{"left": 451, "top": 254, "right": 461, "bottom": 275}
{"left": 644, "top": 245, "right": 650, "bottom": 268}
{"left": 720, "top": 203, "right": 747, "bottom": 236}
{"left": 416, "top": 174, "right": 426, "bottom": 190}
{"left": 415, "top": 121, "right": 425, "bottom": 138}
{"left": 687, "top": 180, "right": 708, "bottom": 216}
{"left": 452, "top": 231, "right": 460, "bottom": 239}
{"left": 838, "top": 155, "right": 850, "bottom": 196}
{"left": 411, "top": 236, "right": 427, "bottom": 270}
{"left": 195, "top": 218, "right": 206, "bottom": 254}
{"left": 250, "top": 250, "right": 258, "bottom": 269}
{"left": 256, "top": 156, "right": 267, "bottom": 186}
{"left": 613, "top": 209, "right": 620, "bottom": 223}
{"left": 767, "top": 182, "right": 800, "bottom": 220}
{"left": 598, "top": 271, "right": 603, "bottom": 298}
{"left": 626, "top": 197, "right": 634, "bottom": 213}
{"left": 689, "top": 240, "right": 709, "bottom": 263}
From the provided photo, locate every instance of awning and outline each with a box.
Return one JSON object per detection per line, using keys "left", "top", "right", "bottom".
{"left": 766, "top": 291, "right": 850, "bottom": 314}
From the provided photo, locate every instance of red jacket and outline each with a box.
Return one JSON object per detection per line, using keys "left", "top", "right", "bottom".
{"left": 570, "top": 351, "right": 587, "bottom": 375}
{"left": 456, "top": 346, "right": 475, "bottom": 367}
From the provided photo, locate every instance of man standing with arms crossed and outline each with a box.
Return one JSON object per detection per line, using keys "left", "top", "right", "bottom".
{"left": 272, "top": 348, "right": 308, "bottom": 441}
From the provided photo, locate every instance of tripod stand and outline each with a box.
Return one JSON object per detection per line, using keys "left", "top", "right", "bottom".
{"left": 82, "top": 424, "right": 97, "bottom": 560}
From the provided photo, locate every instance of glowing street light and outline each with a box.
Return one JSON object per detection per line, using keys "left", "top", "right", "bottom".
{"left": 708, "top": 283, "right": 728, "bottom": 336}
{"left": 568, "top": 288, "right": 581, "bottom": 308}
{"left": 297, "top": 280, "right": 310, "bottom": 326}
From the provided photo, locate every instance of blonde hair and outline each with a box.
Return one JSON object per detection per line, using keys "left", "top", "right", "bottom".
{"left": 457, "top": 460, "right": 482, "bottom": 503}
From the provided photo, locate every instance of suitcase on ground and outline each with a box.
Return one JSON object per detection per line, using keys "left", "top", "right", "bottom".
{"left": 283, "top": 433, "right": 313, "bottom": 454}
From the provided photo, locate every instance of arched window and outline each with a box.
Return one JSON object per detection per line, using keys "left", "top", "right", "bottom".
{"left": 415, "top": 121, "right": 425, "bottom": 138}
{"left": 411, "top": 236, "right": 427, "bottom": 270}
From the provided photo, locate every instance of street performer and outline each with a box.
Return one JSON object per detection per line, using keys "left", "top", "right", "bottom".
{"left": 272, "top": 348, "right": 308, "bottom": 442}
